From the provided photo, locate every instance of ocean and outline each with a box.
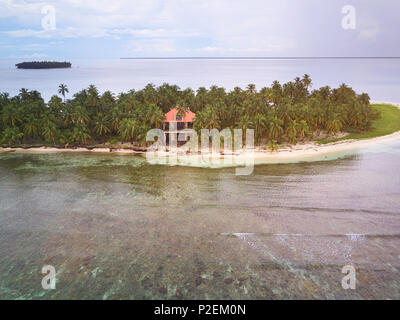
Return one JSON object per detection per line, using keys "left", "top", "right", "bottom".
{"left": 1, "top": 141, "right": 400, "bottom": 299}
{"left": 1, "top": 58, "right": 400, "bottom": 299}
{"left": 1, "top": 58, "right": 400, "bottom": 102}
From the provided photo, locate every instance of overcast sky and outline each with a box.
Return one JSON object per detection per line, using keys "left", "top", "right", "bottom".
{"left": 0, "top": 0, "right": 399, "bottom": 59}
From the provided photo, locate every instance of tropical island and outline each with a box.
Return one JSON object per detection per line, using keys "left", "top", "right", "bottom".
{"left": 1, "top": 76, "right": 400, "bottom": 160}
{"left": 15, "top": 61, "right": 72, "bottom": 69}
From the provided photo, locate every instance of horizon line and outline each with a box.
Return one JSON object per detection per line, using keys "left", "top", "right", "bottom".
{"left": 120, "top": 56, "right": 400, "bottom": 60}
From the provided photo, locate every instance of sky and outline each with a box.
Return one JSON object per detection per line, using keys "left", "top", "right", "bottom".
{"left": 0, "top": 0, "right": 399, "bottom": 59}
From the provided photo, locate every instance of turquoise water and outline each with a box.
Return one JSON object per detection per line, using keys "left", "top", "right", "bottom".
{"left": 1, "top": 141, "right": 400, "bottom": 299}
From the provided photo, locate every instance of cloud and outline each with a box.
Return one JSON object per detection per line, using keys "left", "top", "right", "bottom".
{"left": 2, "top": 27, "right": 199, "bottom": 41}
{"left": 3, "top": 28, "right": 109, "bottom": 39}
{"left": 0, "top": 0, "right": 44, "bottom": 18}
{"left": 0, "top": 0, "right": 399, "bottom": 57}
{"left": 110, "top": 28, "right": 200, "bottom": 38}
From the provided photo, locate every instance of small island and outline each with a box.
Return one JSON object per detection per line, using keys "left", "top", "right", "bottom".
{"left": 1, "top": 77, "right": 400, "bottom": 163}
{"left": 15, "top": 61, "right": 72, "bottom": 69}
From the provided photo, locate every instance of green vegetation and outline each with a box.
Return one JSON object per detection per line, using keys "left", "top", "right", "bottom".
{"left": 318, "top": 104, "right": 400, "bottom": 144}
{"left": 15, "top": 61, "right": 72, "bottom": 69}
{"left": 0, "top": 76, "right": 386, "bottom": 148}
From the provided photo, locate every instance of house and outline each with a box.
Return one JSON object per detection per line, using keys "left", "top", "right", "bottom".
{"left": 163, "top": 106, "right": 196, "bottom": 145}
{"left": 163, "top": 106, "right": 195, "bottom": 131}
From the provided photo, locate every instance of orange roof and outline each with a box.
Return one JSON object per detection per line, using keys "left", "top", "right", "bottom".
{"left": 164, "top": 106, "right": 195, "bottom": 122}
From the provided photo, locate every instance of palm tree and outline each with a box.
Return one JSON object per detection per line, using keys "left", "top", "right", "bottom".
{"left": 94, "top": 113, "right": 111, "bottom": 136}
{"left": 253, "top": 114, "right": 267, "bottom": 144}
{"left": 326, "top": 113, "right": 343, "bottom": 134}
{"left": 0, "top": 92, "right": 10, "bottom": 108}
{"left": 135, "top": 123, "right": 151, "bottom": 146}
{"left": 58, "top": 84, "right": 69, "bottom": 102}
{"left": 267, "top": 140, "right": 279, "bottom": 153}
{"left": 87, "top": 85, "right": 100, "bottom": 109}
{"left": 203, "top": 106, "right": 220, "bottom": 130}
{"left": 62, "top": 104, "right": 74, "bottom": 127}
{"left": 298, "top": 120, "right": 309, "bottom": 138}
{"left": 143, "top": 83, "right": 158, "bottom": 104}
{"left": 100, "top": 91, "right": 116, "bottom": 113}
{"left": 0, "top": 127, "right": 24, "bottom": 146}
{"left": 359, "top": 93, "right": 370, "bottom": 106}
{"left": 1, "top": 103, "right": 21, "bottom": 127}
{"left": 287, "top": 119, "right": 299, "bottom": 144}
{"left": 194, "top": 105, "right": 220, "bottom": 131}
{"left": 149, "top": 105, "right": 165, "bottom": 128}
{"left": 111, "top": 107, "right": 122, "bottom": 132}
{"left": 49, "top": 95, "right": 64, "bottom": 112}
{"left": 119, "top": 119, "right": 138, "bottom": 142}
{"left": 73, "top": 124, "right": 91, "bottom": 145}
{"left": 268, "top": 116, "right": 284, "bottom": 141}
{"left": 318, "top": 86, "right": 331, "bottom": 101}
{"left": 42, "top": 121, "right": 59, "bottom": 145}
{"left": 237, "top": 115, "right": 254, "bottom": 146}
{"left": 176, "top": 105, "right": 188, "bottom": 119}
{"left": 302, "top": 74, "right": 312, "bottom": 92}
{"left": 237, "top": 115, "right": 254, "bottom": 130}
{"left": 271, "top": 81, "right": 282, "bottom": 105}
{"left": 72, "top": 106, "right": 90, "bottom": 124}
{"left": 24, "top": 116, "right": 40, "bottom": 138}
{"left": 283, "top": 82, "right": 296, "bottom": 104}
{"left": 19, "top": 88, "right": 29, "bottom": 101}
{"left": 246, "top": 84, "right": 257, "bottom": 94}
{"left": 311, "top": 108, "right": 324, "bottom": 130}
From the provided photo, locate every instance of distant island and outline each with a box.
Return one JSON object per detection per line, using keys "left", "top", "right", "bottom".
{"left": 15, "top": 61, "right": 72, "bottom": 69}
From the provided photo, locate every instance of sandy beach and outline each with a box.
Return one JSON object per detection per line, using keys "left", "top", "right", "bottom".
{"left": 1, "top": 102, "right": 399, "bottom": 165}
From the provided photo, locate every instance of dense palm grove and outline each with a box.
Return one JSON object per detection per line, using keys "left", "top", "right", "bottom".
{"left": 0, "top": 75, "right": 379, "bottom": 149}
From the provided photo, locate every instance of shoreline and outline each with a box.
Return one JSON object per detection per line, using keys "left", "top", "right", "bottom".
{"left": 1, "top": 102, "right": 399, "bottom": 164}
